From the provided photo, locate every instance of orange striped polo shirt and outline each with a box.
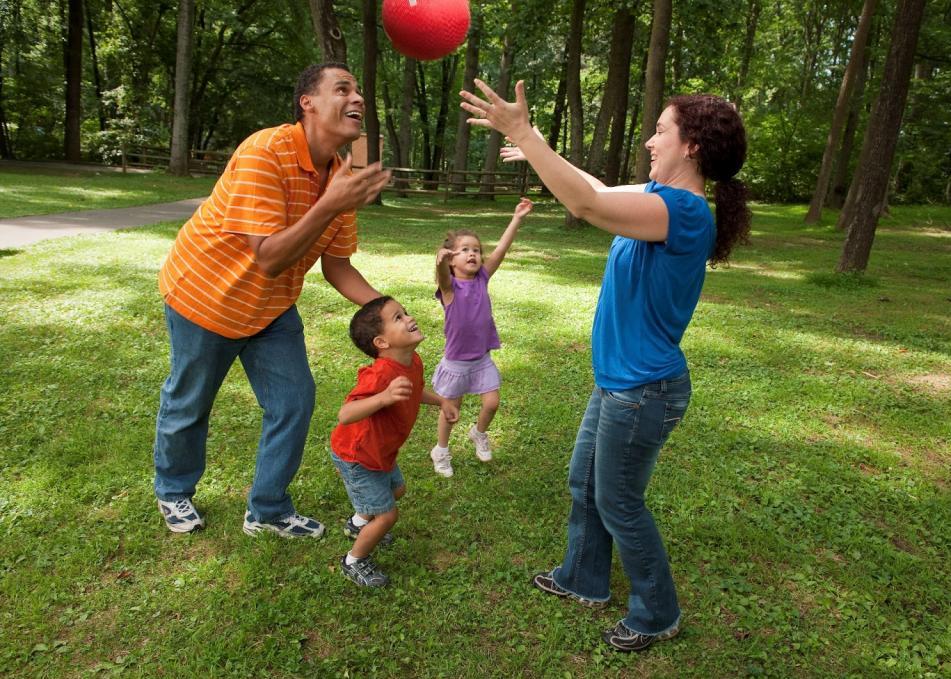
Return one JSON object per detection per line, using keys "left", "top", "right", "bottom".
{"left": 159, "top": 122, "right": 358, "bottom": 338}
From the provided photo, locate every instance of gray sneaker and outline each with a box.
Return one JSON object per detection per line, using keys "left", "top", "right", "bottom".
{"left": 340, "top": 555, "right": 389, "bottom": 587}
{"left": 468, "top": 425, "right": 493, "bottom": 461}
{"left": 531, "top": 570, "right": 608, "bottom": 608}
{"left": 242, "top": 511, "right": 325, "bottom": 538}
{"left": 601, "top": 620, "right": 680, "bottom": 652}
{"left": 157, "top": 498, "right": 205, "bottom": 533}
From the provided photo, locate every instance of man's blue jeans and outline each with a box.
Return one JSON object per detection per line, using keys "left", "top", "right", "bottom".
{"left": 552, "top": 372, "right": 691, "bottom": 635}
{"left": 153, "top": 304, "right": 315, "bottom": 522}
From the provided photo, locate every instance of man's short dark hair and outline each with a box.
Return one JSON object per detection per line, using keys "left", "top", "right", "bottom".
{"left": 294, "top": 62, "right": 351, "bottom": 121}
{"left": 349, "top": 296, "right": 393, "bottom": 358}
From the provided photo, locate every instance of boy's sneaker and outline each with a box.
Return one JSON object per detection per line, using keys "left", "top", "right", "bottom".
{"left": 468, "top": 425, "right": 493, "bottom": 462}
{"left": 601, "top": 620, "right": 680, "bottom": 652}
{"left": 430, "top": 446, "right": 454, "bottom": 477}
{"left": 340, "top": 555, "right": 389, "bottom": 587}
{"left": 157, "top": 498, "right": 205, "bottom": 533}
{"left": 242, "top": 511, "right": 325, "bottom": 538}
{"left": 344, "top": 517, "right": 394, "bottom": 546}
{"left": 531, "top": 570, "right": 608, "bottom": 609}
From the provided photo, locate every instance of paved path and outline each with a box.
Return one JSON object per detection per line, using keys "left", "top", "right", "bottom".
{"left": 0, "top": 198, "right": 204, "bottom": 248}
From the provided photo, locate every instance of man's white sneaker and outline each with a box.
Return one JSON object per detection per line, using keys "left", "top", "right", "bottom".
{"left": 468, "top": 425, "right": 493, "bottom": 462}
{"left": 430, "top": 446, "right": 454, "bottom": 477}
{"left": 157, "top": 498, "right": 205, "bottom": 533}
{"left": 242, "top": 511, "right": 325, "bottom": 538}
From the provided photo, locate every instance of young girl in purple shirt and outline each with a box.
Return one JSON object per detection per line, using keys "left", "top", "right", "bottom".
{"left": 429, "top": 197, "right": 533, "bottom": 477}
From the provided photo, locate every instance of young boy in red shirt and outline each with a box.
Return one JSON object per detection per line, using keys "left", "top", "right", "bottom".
{"left": 330, "top": 296, "right": 459, "bottom": 587}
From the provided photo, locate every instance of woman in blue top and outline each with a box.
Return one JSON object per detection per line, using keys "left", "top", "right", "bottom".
{"left": 462, "top": 80, "right": 751, "bottom": 652}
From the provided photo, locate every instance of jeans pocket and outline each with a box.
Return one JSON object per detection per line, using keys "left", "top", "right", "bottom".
{"left": 603, "top": 387, "right": 643, "bottom": 409}
{"left": 660, "top": 398, "right": 690, "bottom": 440}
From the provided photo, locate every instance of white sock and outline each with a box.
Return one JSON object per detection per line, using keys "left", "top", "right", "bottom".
{"left": 432, "top": 445, "right": 449, "bottom": 454}
{"left": 351, "top": 514, "right": 369, "bottom": 527}
{"left": 345, "top": 551, "right": 362, "bottom": 565}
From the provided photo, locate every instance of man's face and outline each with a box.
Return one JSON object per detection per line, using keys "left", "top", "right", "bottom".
{"left": 300, "top": 68, "right": 365, "bottom": 142}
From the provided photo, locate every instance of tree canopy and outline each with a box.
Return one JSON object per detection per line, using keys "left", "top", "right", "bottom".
{"left": 1, "top": 0, "right": 949, "bottom": 204}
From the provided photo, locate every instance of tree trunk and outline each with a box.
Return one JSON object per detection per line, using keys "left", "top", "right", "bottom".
{"left": 428, "top": 55, "right": 459, "bottom": 189}
{"left": 563, "top": 0, "right": 586, "bottom": 224}
{"left": 169, "top": 0, "right": 195, "bottom": 176}
{"left": 546, "top": 46, "right": 568, "bottom": 151}
{"left": 64, "top": 0, "right": 83, "bottom": 162}
{"left": 308, "top": 0, "right": 347, "bottom": 62}
{"left": 734, "top": 0, "right": 760, "bottom": 110}
{"left": 0, "top": 25, "right": 12, "bottom": 158}
{"left": 84, "top": 0, "right": 106, "bottom": 132}
{"left": 804, "top": 0, "right": 877, "bottom": 223}
{"left": 587, "top": 4, "right": 635, "bottom": 180}
{"left": 836, "top": 0, "right": 927, "bottom": 273}
{"left": 479, "top": 28, "right": 515, "bottom": 199}
{"left": 830, "top": 40, "right": 872, "bottom": 209}
{"left": 394, "top": 56, "right": 416, "bottom": 194}
{"left": 362, "top": 0, "right": 382, "bottom": 203}
{"left": 634, "top": 0, "right": 671, "bottom": 183}
{"left": 451, "top": 12, "right": 481, "bottom": 193}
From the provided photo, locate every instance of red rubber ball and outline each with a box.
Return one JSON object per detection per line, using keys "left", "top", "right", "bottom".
{"left": 382, "top": 0, "right": 471, "bottom": 61}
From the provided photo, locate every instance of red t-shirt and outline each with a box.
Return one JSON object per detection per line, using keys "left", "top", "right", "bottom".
{"left": 330, "top": 353, "right": 425, "bottom": 471}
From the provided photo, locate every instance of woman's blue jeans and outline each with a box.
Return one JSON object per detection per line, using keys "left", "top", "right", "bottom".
{"left": 552, "top": 372, "right": 691, "bottom": 635}
{"left": 153, "top": 304, "right": 315, "bottom": 522}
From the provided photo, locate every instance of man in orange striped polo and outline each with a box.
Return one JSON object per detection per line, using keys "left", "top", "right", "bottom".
{"left": 153, "top": 63, "right": 391, "bottom": 537}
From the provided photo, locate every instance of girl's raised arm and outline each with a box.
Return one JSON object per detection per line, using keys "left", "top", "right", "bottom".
{"left": 485, "top": 197, "right": 532, "bottom": 277}
{"left": 435, "top": 247, "right": 455, "bottom": 306}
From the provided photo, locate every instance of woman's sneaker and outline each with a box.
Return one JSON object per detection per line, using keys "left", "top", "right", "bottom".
{"left": 601, "top": 620, "right": 680, "bottom": 652}
{"left": 157, "top": 498, "right": 205, "bottom": 533}
{"left": 531, "top": 570, "right": 608, "bottom": 608}
{"left": 430, "top": 446, "right": 453, "bottom": 477}
{"left": 340, "top": 555, "right": 389, "bottom": 587}
{"left": 242, "top": 511, "right": 325, "bottom": 538}
{"left": 344, "top": 517, "right": 394, "bottom": 546}
{"left": 468, "top": 425, "right": 493, "bottom": 462}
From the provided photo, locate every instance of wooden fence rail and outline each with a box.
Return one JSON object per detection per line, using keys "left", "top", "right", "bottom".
{"left": 121, "top": 146, "right": 545, "bottom": 198}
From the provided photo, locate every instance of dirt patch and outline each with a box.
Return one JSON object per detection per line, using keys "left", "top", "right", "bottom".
{"left": 905, "top": 372, "right": 951, "bottom": 393}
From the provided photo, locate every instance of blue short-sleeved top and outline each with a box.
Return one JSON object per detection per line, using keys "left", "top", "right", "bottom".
{"left": 591, "top": 181, "right": 714, "bottom": 390}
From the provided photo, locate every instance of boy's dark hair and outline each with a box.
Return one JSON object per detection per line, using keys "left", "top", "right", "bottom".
{"left": 349, "top": 295, "right": 393, "bottom": 358}
{"left": 294, "top": 62, "right": 351, "bottom": 121}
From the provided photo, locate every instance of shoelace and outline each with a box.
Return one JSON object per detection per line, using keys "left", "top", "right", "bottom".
{"left": 174, "top": 499, "right": 193, "bottom": 515}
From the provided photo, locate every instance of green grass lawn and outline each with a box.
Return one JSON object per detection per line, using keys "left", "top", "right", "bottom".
{"left": 0, "top": 197, "right": 948, "bottom": 677}
{"left": 0, "top": 166, "right": 215, "bottom": 218}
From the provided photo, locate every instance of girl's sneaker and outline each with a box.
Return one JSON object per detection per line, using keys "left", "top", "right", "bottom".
{"left": 468, "top": 425, "right": 493, "bottom": 461}
{"left": 430, "top": 446, "right": 454, "bottom": 477}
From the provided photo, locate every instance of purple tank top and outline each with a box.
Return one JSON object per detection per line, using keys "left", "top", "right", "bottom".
{"left": 435, "top": 267, "right": 501, "bottom": 361}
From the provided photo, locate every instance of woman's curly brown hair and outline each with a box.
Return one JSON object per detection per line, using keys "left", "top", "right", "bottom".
{"left": 667, "top": 94, "right": 752, "bottom": 265}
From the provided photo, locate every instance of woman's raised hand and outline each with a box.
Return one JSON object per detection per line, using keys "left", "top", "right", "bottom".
{"left": 461, "top": 79, "right": 532, "bottom": 143}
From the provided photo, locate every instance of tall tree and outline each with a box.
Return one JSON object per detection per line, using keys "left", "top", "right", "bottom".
{"left": 361, "top": 0, "right": 382, "bottom": 203}
{"left": 64, "top": 0, "right": 83, "bottom": 161}
{"left": 804, "top": 0, "right": 878, "bottom": 223}
{"left": 733, "top": 0, "right": 761, "bottom": 110}
{"left": 830, "top": 37, "right": 873, "bottom": 208}
{"left": 83, "top": 0, "right": 105, "bottom": 132}
{"left": 169, "top": 0, "right": 195, "bottom": 176}
{"left": 451, "top": 13, "right": 481, "bottom": 193}
{"left": 837, "top": 0, "right": 927, "bottom": 272}
{"left": 563, "top": 0, "right": 586, "bottom": 224}
{"left": 479, "top": 28, "right": 515, "bottom": 198}
{"left": 586, "top": 3, "right": 636, "bottom": 181}
{"left": 393, "top": 55, "right": 416, "bottom": 194}
{"left": 308, "top": 0, "right": 347, "bottom": 62}
{"left": 634, "top": 0, "right": 671, "bottom": 182}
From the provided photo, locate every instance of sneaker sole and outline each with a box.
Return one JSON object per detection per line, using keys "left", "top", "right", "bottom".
{"left": 165, "top": 521, "right": 204, "bottom": 534}
{"left": 532, "top": 572, "right": 608, "bottom": 609}
{"left": 242, "top": 523, "right": 325, "bottom": 539}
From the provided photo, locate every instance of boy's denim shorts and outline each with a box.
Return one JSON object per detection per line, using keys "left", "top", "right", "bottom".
{"left": 330, "top": 452, "right": 405, "bottom": 516}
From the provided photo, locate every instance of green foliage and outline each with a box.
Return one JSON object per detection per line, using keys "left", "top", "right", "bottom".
{"left": 0, "top": 195, "right": 949, "bottom": 676}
